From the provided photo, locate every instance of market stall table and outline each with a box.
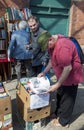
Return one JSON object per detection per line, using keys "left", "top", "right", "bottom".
{"left": 0, "top": 57, "right": 14, "bottom": 81}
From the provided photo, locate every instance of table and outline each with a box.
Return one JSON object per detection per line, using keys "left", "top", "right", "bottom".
{"left": 0, "top": 57, "right": 14, "bottom": 81}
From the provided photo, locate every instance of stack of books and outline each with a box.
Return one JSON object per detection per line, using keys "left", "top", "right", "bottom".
{"left": 0, "top": 16, "right": 5, "bottom": 27}
{"left": 6, "top": 7, "right": 32, "bottom": 20}
{"left": 0, "top": 40, "right": 6, "bottom": 50}
{"left": 0, "top": 29, "right": 6, "bottom": 39}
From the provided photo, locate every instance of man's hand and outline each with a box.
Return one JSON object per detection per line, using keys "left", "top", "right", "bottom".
{"left": 42, "top": 61, "right": 47, "bottom": 66}
{"left": 24, "top": 45, "right": 30, "bottom": 50}
{"left": 38, "top": 82, "right": 61, "bottom": 94}
{"left": 37, "top": 72, "right": 45, "bottom": 78}
{"left": 47, "top": 82, "right": 61, "bottom": 93}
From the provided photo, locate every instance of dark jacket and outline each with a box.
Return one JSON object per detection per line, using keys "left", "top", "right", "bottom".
{"left": 31, "top": 27, "right": 49, "bottom": 66}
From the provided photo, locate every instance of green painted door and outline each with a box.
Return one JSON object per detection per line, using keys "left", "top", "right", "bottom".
{"left": 30, "top": 0, "right": 71, "bottom": 35}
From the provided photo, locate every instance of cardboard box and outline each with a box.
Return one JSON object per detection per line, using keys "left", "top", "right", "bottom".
{"left": 0, "top": 96, "right": 12, "bottom": 115}
{"left": 0, "top": 86, "right": 12, "bottom": 115}
{"left": 18, "top": 83, "right": 50, "bottom": 109}
{"left": 0, "top": 86, "right": 12, "bottom": 129}
{"left": 16, "top": 93, "right": 50, "bottom": 122}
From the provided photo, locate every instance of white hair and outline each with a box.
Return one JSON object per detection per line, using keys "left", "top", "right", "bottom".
{"left": 18, "top": 20, "right": 28, "bottom": 30}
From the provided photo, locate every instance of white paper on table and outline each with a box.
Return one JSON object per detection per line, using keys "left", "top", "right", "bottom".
{"left": 30, "top": 93, "right": 50, "bottom": 109}
{"left": 29, "top": 76, "right": 50, "bottom": 94}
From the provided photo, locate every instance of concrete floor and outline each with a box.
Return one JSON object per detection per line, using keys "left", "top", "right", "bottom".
{"left": 3, "top": 77, "right": 84, "bottom": 130}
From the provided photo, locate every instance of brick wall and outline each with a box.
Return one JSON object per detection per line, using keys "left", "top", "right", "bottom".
{"left": 0, "top": 0, "right": 29, "bottom": 17}
{"left": 0, "top": 0, "right": 29, "bottom": 9}
{"left": 69, "top": 1, "right": 84, "bottom": 51}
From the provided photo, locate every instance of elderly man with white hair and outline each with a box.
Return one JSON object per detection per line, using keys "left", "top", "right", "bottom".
{"left": 8, "top": 20, "right": 33, "bottom": 84}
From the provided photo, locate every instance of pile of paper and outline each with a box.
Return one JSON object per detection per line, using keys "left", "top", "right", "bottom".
{"left": 29, "top": 76, "right": 50, "bottom": 94}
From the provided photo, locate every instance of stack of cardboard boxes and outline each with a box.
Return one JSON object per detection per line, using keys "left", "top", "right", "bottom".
{"left": 16, "top": 82, "right": 50, "bottom": 122}
{"left": 16, "top": 78, "right": 51, "bottom": 129}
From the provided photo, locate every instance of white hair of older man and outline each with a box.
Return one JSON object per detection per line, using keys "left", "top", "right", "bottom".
{"left": 19, "top": 20, "right": 28, "bottom": 30}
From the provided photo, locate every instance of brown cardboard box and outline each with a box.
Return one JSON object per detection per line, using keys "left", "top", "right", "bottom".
{"left": 0, "top": 97, "right": 12, "bottom": 115}
{"left": 0, "top": 86, "right": 12, "bottom": 129}
{"left": 17, "top": 83, "right": 30, "bottom": 108}
{"left": 0, "top": 87, "right": 12, "bottom": 115}
{"left": 18, "top": 83, "right": 50, "bottom": 109}
{"left": 16, "top": 92, "right": 50, "bottom": 122}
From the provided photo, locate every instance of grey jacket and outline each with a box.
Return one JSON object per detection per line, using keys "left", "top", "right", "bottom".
{"left": 31, "top": 27, "right": 49, "bottom": 66}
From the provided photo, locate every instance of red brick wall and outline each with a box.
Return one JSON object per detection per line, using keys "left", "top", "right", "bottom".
{"left": 0, "top": 0, "right": 29, "bottom": 9}
{"left": 69, "top": 1, "right": 84, "bottom": 51}
{"left": 0, "top": 0, "right": 29, "bottom": 17}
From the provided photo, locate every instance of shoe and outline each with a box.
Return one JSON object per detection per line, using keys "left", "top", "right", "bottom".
{"left": 55, "top": 123, "right": 70, "bottom": 128}
{"left": 51, "top": 118, "right": 58, "bottom": 125}
{"left": 51, "top": 118, "right": 70, "bottom": 128}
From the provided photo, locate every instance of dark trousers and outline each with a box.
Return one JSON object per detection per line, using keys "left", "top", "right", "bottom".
{"left": 14, "top": 59, "right": 32, "bottom": 81}
{"left": 55, "top": 85, "right": 78, "bottom": 126}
